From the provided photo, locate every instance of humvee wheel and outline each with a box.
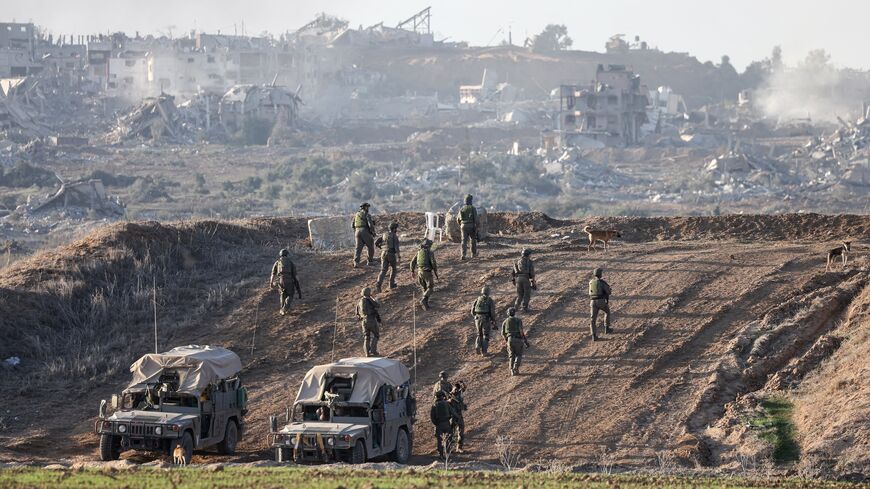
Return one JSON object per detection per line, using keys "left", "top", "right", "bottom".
{"left": 99, "top": 434, "right": 120, "bottom": 461}
{"left": 392, "top": 428, "right": 410, "bottom": 464}
{"left": 171, "top": 432, "right": 194, "bottom": 465}
{"left": 217, "top": 420, "right": 238, "bottom": 455}
{"left": 275, "top": 447, "right": 291, "bottom": 462}
{"left": 351, "top": 439, "right": 366, "bottom": 464}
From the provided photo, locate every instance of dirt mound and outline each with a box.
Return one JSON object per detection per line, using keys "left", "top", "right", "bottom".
{"left": 487, "top": 212, "right": 570, "bottom": 234}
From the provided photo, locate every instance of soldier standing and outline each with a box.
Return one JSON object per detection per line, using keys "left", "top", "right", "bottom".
{"left": 456, "top": 194, "right": 479, "bottom": 260}
{"left": 501, "top": 307, "right": 528, "bottom": 376}
{"left": 355, "top": 287, "right": 381, "bottom": 357}
{"left": 269, "top": 249, "right": 301, "bottom": 316}
{"left": 410, "top": 238, "right": 438, "bottom": 310}
{"left": 448, "top": 383, "right": 467, "bottom": 453}
{"left": 430, "top": 391, "right": 458, "bottom": 459}
{"left": 471, "top": 285, "right": 496, "bottom": 355}
{"left": 512, "top": 248, "right": 536, "bottom": 312}
{"left": 432, "top": 371, "right": 452, "bottom": 398}
{"left": 352, "top": 202, "right": 376, "bottom": 268}
{"left": 588, "top": 267, "right": 612, "bottom": 341}
{"left": 375, "top": 221, "right": 401, "bottom": 293}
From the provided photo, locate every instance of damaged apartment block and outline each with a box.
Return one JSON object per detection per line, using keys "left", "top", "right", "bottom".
{"left": 558, "top": 64, "right": 649, "bottom": 147}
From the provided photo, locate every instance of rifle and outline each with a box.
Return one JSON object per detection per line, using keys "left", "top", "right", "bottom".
{"left": 523, "top": 335, "right": 530, "bottom": 349}
{"left": 294, "top": 278, "right": 302, "bottom": 299}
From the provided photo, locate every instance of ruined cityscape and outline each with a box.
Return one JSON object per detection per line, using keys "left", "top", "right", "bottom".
{"left": 0, "top": 4, "right": 868, "bottom": 488}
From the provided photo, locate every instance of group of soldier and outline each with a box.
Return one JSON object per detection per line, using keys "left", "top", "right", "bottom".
{"left": 268, "top": 195, "right": 616, "bottom": 458}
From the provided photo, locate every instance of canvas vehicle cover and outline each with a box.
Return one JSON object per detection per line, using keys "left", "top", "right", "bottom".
{"left": 126, "top": 345, "right": 241, "bottom": 395}
{"left": 295, "top": 357, "right": 410, "bottom": 406}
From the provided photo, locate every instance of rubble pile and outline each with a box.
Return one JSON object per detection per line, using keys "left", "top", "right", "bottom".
{"left": 791, "top": 112, "right": 870, "bottom": 188}
{"left": 543, "top": 148, "right": 636, "bottom": 188}
{"left": 107, "top": 94, "right": 189, "bottom": 144}
{"left": 701, "top": 150, "right": 786, "bottom": 197}
{"left": 12, "top": 178, "right": 124, "bottom": 219}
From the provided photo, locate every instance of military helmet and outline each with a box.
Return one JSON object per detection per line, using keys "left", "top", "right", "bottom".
{"left": 279, "top": 248, "right": 289, "bottom": 257}
{"left": 507, "top": 307, "right": 516, "bottom": 316}
{"left": 360, "top": 202, "right": 370, "bottom": 209}
{"left": 435, "top": 390, "right": 446, "bottom": 399}
{"left": 439, "top": 370, "right": 448, "bottom": 379}
{"left": 481, "top": 285, "right": 490, "bottom": 296}
{"left": 362, "top": 287, "right": 372, "bottom": 297}
{"left": 421, "top": 238, "right": 432, "bottom": 248}
{"left": 521, "top": 248, "right": 532, "bottom": 256}
{"left": 389, "top": 221, "right": 399, "bottom": 231}
{"left": 464, "top": 194, "right": 473, "bottom": 204}
{"left": 594, "top": 267, "right": 603, "bottom": 278}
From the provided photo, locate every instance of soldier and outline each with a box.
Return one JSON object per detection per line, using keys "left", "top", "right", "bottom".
{"left": 470, "top": 285, "right": 496, "bottom": 355}
{"left": 501, "top": 307, "right": 529, "bottom": 376}
{"left": 448, "top": 383, "right": 467, "bottom": 453}
{"left": 456, "top": 194, "right": 479, "bottom": 260}
{"left": 430, "top": 391, "right": 458, "bottom": 459}
{"left": 375, "top": 221, "right": 401, "bottom": 293}
{"left": 588, "top": 267, "right": 612, "bottom": 341}
{"left": 352, "top": 202, "right": 376, "bottom": 268}
{"left": 432, "top": 371, "right": 452, "bottom": 398}
{"left": 410, "top": 238, "right": 438, "bottom": 310}
{"left": 355, "top": 287, "right": 381, "bottom": 357}
{"left": 269, "top": 248, "right": 302, "bottom": 316}
{"left": 512, "top": 248, "right": 536, "bottom": 312}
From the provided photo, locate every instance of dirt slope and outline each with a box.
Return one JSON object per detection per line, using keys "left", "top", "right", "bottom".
{"left": 0, "top": 213, "right": 868, "bottom": 477}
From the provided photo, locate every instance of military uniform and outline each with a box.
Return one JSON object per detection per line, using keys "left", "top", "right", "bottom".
{"left": 588, "top": 272, "right": 612, "bottom": 341}
{"left": 376, "top": 227, "right": 400, "bottom": 292}
{"left": 471, "top": 289, "right": 496, "bottom": 355}
{"left": 457, "top": 195, "right": 478, "bottom": 260}
{"left": 352, "top": 205, "right": 376, "bottom": 267}
{"left": 410, "top": 241, "right": 438, "bottom": 310}
{"left": 432, "top": 378, "right": 452, "bottom": 398}
{"left": 270, "top": 253, "right": 301, "bottom": 315}
{"left": 448, "top": 388, "right": 467, "bottom": 451}
{"left": 430, "top": 394, "right": 458, "bottom": 458}
{"left": 502, "top": 313, "right": 526, "bottom": 376}
{"left": 355, "top": 289, "right": 381, "bottom": 356}
{"left": 512, "top": 251, "right": 536, "bottom": 312}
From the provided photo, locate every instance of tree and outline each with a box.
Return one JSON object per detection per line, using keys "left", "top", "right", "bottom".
{"left": 530, "top": 24, "right": 573, "bottom": 52}
{"left": 771, "top": 45, "right": 783, "bottom": 71}
{"left": 803, "top": 49, "right": 831, "bottom": 71}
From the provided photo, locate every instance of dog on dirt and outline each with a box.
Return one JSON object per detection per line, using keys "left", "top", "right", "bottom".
{"left": 825, "top": 241, "right": 851, "bottom": 271}
{"left": 583, "top": 226, "right": 622, "bottom": 252}
{"left": 172, "top": 444, "right": 188, "bottom": 466}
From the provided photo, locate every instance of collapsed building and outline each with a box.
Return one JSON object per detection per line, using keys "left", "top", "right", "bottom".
{"left": 218, "top": 84, "right": 301, "bottom": 144}
{"left": 557, "top": 64, "right": 649, "bottom": 147}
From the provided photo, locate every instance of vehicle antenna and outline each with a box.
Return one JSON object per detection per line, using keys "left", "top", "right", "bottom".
{"left": 412, "top": 289, "right": 418, "bottom": 388}
{"left": 332, "top": 296, "right": 339, "bottom": 362}
{"left": 250, "top": 302, "right": 258, "bottom": 357}
{"left": 152, "top": 274, "right": 158, "bottom": 353}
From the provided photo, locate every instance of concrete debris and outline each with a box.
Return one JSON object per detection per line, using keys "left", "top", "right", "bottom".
{"left": 16, "top": 179, "right": 124, "bottom": 217}
{"left": 107, "top": 93, "right": 184, "bottom": 143}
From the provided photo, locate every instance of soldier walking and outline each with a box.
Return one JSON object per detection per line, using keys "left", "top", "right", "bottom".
{"left": 352, "top": 202, "right": 376, "bottom": 268}
{"left": 269, "top": 249, "right": 301, "bottom": 316}
{"left": 432, "top": 371, "right": 451, "bottom": 398}
{"left": 375, "top": 221, "right": 401, "bottom": 292}
{"left": 470, "top": 285, "right": 496, "bottom": 355}
{"left": 410, "top": 238, "right": 438, "bottom": 310}
{"left": 448, "top": 383, "right": 467, "bottom": 453}
{"left": 512, "top": 248, "right": 536, "bottom": 312}
{"left": 355, "top": 287, "right": 381, "bottom": 357}
{"left": 456, "top": 194, "right": 479, "bottom": 260}
{"left": 430, "top": 391, "right": 458, "bottom": 459}
{"left": 501, "top": 307, "right": 528, "bottom": 376}
{"left": 589, "top": 267, "right": 612, "bottom": 341}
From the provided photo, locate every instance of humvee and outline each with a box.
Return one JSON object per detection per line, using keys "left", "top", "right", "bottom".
{"left": 95, "top": 345, "right": 247, "bottom": 463}
{"left": 269, "top": 357, "right": 416, "bottom": 464}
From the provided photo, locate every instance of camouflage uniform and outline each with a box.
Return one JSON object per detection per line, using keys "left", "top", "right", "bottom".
{"left": 448, "top": 386, "right": 467, "bottom": 451}
{"left": 501, "top": 309, "right": 527, "bottom": 376}
{"left": 270, "top": 250, "right": 301, "bottom": 315}
{"left": 512, "top": 249, "right": 536, "bottom": 312}
{"left": 471, "top": 287, "right": 496, "bottom": 355}
{"left": 376, "top": 223, "right": 400, "bottom": 292}
{"left": 432, "top": 372, "right": 451, "bottom": 398}
{"left": 352, "top": 203, "right": 376, "bottom": 267}
{"left": 430, "top": 392, "right": 458, "bottom": 459}
{"left": 588, "top": 268, "right": 612, "bottom": 341}
{"left": 355, "top": 287, "right": 381, "bottom": 357}
{"left": 457, "top": 194, "right": 478, "bottom": 260}
{"left": 410, "top": 240, "right": 438, "bottom": 310}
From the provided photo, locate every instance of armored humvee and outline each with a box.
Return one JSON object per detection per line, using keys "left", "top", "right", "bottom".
{"left": 95, "top": 345, "right": 247, "bottom": 463}
{"left": 269, "top": 357, "right": 416, "bottom": 464}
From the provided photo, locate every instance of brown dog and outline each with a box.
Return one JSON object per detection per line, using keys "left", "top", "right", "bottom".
{"left": 173, "top": 443, "right": 187, "bottom": 465}
{"left": 825, "top": 241, "right": 851, "bottom": 271}
{"left": 583, "top": 226, "right": 621, "bottom": 251}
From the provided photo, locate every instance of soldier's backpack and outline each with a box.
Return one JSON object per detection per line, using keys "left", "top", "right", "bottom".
{"left": 276, "top": 257, "right": 294, "bottom": 276}
{"left": 515, "top": 257, "right": 531, "bottom": 275}
{"left": 353, "top": 211, "right": 369, "bottom": 230}
{"left": 589, "top": 278, "right": 602, "bottom": 298}
{"left": 416, "top": 249, "right": 433, "bottom": 270}
{"left": 504, "top": 317, "right": 522, "bottom": 335}
{"left": 434, "top": 400, "right": 451, "bottom": 422}
{"left": 473, "top": 296, "right": 491, "bottom": 314}
{"left": 360, "top": 297, "right": 378, "bottom": 316}
{"left": 459, "top": 205, "right": 476, "bottom": 224}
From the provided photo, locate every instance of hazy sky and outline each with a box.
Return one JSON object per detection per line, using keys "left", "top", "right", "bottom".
{"left": 8, "top": 0, "right": 866, "bottom": 70}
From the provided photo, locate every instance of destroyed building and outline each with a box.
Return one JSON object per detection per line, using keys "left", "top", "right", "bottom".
{"left": 218, "top": 84, "right": 301, "bottom": 143}
{"left": 558, "top": 64, "right": 649, "bottom": 146}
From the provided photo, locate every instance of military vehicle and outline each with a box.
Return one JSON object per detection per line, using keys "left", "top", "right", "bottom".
{"left": 95, "top": 345, "right": 247, "bottom": 463}
{"left": 269, "top": 357, "right": 416, "bottom": 464}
